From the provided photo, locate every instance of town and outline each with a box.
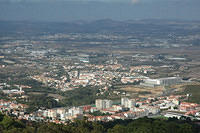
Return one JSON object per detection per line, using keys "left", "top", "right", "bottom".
{"left": 1, "top": 73, "right": 200, "bottom": 124}
{"left": 0, "top": 20, "right": 200, "bottom": 127}
{"left": 1, "top": 92, "right": 200, "bottom": 124}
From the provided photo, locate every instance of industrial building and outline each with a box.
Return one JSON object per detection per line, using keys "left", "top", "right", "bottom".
{"left": 140, "top": 77, "right": 181, "bottom": 87}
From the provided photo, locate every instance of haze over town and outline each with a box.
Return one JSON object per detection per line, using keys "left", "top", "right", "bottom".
{"left": 0, "top": 0, "right": 200, "bottom": 133}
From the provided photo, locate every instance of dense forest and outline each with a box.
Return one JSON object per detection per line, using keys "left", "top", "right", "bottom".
{"left": 0, "top": 113, "right": 199, "bottom": 133}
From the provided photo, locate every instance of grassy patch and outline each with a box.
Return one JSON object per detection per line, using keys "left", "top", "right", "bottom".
{"left": 182, "top": 85, "right": 200, "bottom": 104}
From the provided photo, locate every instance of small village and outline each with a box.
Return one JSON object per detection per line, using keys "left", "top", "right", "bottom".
{"left": 1, "top": 92, "right": 200, "bottom": 124}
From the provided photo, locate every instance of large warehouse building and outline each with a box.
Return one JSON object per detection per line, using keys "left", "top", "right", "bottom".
{"left": 141, "top": 77, "right": 181, "bottom": 87}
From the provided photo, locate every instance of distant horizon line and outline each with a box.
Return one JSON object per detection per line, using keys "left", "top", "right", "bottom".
{"left": 0, "top": 18, "right": 200, "bottom": 23}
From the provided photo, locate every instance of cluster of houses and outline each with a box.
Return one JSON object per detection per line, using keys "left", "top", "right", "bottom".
{"left": 31, "top": 64, "right": 155, "bottom": 91}
{"left": 1, "top": 94, "right": 199, "bottom": 124}
{"left": 0, "top": 83, "right": 30, "bottom": 95}
{"left": 0, "top": 99, "right": 28, "bottom": 117}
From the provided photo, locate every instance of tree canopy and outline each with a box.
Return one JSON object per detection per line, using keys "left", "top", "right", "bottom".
{"left": 0, "top": 113, "right": 199, "bottom": 133}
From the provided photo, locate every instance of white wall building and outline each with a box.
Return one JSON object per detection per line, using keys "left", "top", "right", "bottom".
{"left": 121, "top": 97, "right": 136, "bottom": 108}
{"left": 141, "top": 77, "right": 181, "bottom": 87}
{"left": 95, "top": 99, "right": 113, "bottom": 110}
{"left": 68, "top": 107, "right": 83, "bottom": 116}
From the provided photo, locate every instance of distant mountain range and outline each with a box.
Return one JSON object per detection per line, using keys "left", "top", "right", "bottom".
{"left": 0, "top": 19, "right": 200, "bottom": 35}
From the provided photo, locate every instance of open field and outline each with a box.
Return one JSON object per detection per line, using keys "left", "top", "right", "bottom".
{"left": 116, "top": 82, "right": 200, "bottom": 99}
{"left": 176, "top": 82, "right": 200, "bottom": 104}
{"left": 118, "top": 85, "right": 164, "bottom": 98}
{"left": 48, "top": 93, "right": 65, "bottom": 100}
{"left": 27, "top": 92, "right": 64, "bottom": 100}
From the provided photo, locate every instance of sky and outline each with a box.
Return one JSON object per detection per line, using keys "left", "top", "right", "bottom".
{"left": 0, "top": 0, "right": 200, "bottom": 22}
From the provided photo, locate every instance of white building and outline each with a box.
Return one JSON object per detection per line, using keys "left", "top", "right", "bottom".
{"left": 121, "top": 97, "right": 136, "bottom": 108}
{"left": 47, "top": 109, "right": 57, "bottom": 118}
{"left": 141, "top": 77, "right": 181, "bottom": 87}
{"left": 145, "top": 79, "right": 160, "bottom": 85}
{"left": 95, "top": 99, "right": 113, "bottom": 110}
{"left": 158, "top": 77, "right": 181, "bottom": 86}
{"left": 140, "top": 105, "right": 160, "bottom": 115}
{"left": 121, "top": 97, "right": 129, "bottom": 107}
{"left": 68, "top": 107, "right": 83, "bottom": 116}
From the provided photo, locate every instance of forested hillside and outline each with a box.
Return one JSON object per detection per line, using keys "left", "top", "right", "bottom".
{"left": 0, "top": 113, "right": 199, "bottom": 133}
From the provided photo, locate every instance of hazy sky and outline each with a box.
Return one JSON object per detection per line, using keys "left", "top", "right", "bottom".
{"left": 0, "top": 0, "right": 200, "bottom": 22}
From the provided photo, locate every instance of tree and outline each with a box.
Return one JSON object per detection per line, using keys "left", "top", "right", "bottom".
{"left": 108, "top": 125, "right": 126, "bottom": 133}
{"left": 178, "top": 123, "right": 193, "bottom": 133}
{"left": 0, "top": 115, "right": 14, "bottom": 129}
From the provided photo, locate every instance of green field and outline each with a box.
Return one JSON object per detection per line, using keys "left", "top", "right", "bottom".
{"left": 182, "top": 85, "right": 200, "bottom": 104}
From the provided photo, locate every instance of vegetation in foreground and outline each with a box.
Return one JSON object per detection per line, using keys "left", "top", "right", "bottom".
{"left": 0, "top": 113, "right": 199, "bottom": 133}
